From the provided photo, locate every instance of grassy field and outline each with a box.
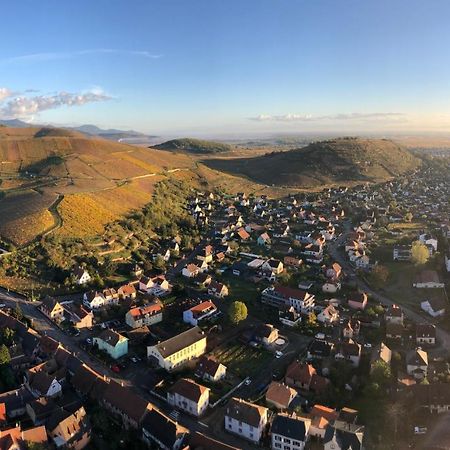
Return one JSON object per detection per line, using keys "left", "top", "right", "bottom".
{"left": 212, "top": 343, "right": 273, "bottom": 378}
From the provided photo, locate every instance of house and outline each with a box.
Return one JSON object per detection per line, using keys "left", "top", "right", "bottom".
{"left": 421, "top": 297, "right": 446, "bottom": 317}
{"left": 183, "top": 301, "right": 217, "bottom": 326}
{"left": 385, "top": 305, "right": 404, "bottom": 325}
{"left": 279, "top": 307, "right": 301, "bottom": 328}
{"left": 236, "top": 228, "right": 250, "bottom": 241}
{"left": 0, "top": 425, "right": 48, "bottom": 449}
{"left": 265, "top": 382, "right": 297, "bottom": 410}
{"left": 261, "top": 259, "right": 284, "bottom": 277}
{"left": 285, "top": 361, "right": 329, "bottom": 393}
{"left": 197, "top": 245, "right": 214, "bottom": 264}
{"left": 308, "top": 405, "right": 338, "bottom": 439}
{"left": 419, "top": 233, "right": 438, "bottom": 252}
{"left": 168, "top": 378, "right": 209, "bottom": 417}
{"left": 117, "top": 283, "right": 137, "bottom": 300}
{"left": 370, "top": 343, "right": 392, "bottom": 370}
{"left": 102, "top": 380, "right": 150, "bottom": 429}
{"left": 307, "top": 340, "right": 333, "bottom": 360}
{"left": 406, "top": 348, "right": 428, "bottom": 380}
{"left": 271, "top": 413, "right": 311, "bottom": 450}
{"left": 63, "top": 303, "right": 94, "bottom": 329}
{"left": 322, "top": 282, "right": 341, "bottom": 294}
{"left": 254, "top": 324, "right": 279, "bottom": 346}
{"left": 410, "top": 383, "right": 450, "bottom": 414}
{"left": 47, "top": 405, "right": 91, "bottom": 449}
{"left": 262, "top": 285, "right": 315, "bottom": 314}
{"left": 413, "top": 270, "right": 445, "bottom": 288}
{"left": 323, "top": 421, "right": 364, "bottom": 450}
{"left": 142, "top": 409, "right": 187, "bottom": 450}
{"left": 355, "top": 254, "right": 370, "bottom": 269}
{"left": 194, "top": 272, "right": 212, "bottom": 287}
{"left": 73, "top": 267, "right": 91, "bottom": 285}
{"left": 393, "top": 245, "right": 412, "bottom": 261}
{"left": 182, "top": 264, "right": 201, "bottom": 278}
{"left": 326, "top": 263, "right": 342, "bottom": 280}
{"left": 347, "top": 292, "right": 368, "bottom": 310}
{"left": 25, "top": 364, "right": 62, "bottom": 398}
{"left": 342, "top": 319, "right": 360, "bottom": 339}
{"left": 83, "top": 291, "right": 107, "bottom": 310}
{"left": 195, "top": 357, "right": 227, "bottom": 382}
{"left": 147, "top": 327, "right": 207, "bottom": 371}
{"left": 93, "top": 329, "right": 128, "bottom": 360}
{"left": 208, "top": 281, "right": 229, "bottom": 298}
{"left": 335, "top": 339, "right": 362, "bottom": 367}
{"left": 126, "top": 302, "right": 163, "bottom": 328}
{"left": 187, "top": 432, "right": 240, "bottom": 450}
{"left": 139, "top": 275, "right": 172, "bottom": 297}
{"left": 257, "top": 232, "right": 271, "bottom": 246}
{"left": 416, "top": 324, "right": 436, "bottom": 346}
{"left": 284, "top": 256, "right": 303, "bottom": 268}
{"left": 317, "top": 305, "right": 339, "bottom": 324}
{"left": 39, "top": 296, "right": 65, "bottom": 322}
{"left": 0, "top": 387, "right": 34, "bottom": 420}
{"left": 225, "top": 397, "right": 268, "bottom": 443}
{"left": 385, "top": 322, "right": 404, "bottom": 340}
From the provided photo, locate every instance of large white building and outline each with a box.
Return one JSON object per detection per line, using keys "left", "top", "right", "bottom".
{"left": 167, "top": 378, "right": 209, "bottom": 417}
{"left": 147, "top": 327, "right": 207, "bottom": 371}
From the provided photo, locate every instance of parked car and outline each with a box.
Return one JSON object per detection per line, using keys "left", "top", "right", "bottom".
{"left": 111, "top": 365, "right": 121, "bottom": 373}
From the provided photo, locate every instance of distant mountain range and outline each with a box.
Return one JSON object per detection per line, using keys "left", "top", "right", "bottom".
{"left": 0, "top": 119, "right": 157, "bottom": 142}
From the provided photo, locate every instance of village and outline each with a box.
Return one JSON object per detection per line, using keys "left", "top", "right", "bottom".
{"left": 0, "top": 164, "right": 449, "bottom": 450}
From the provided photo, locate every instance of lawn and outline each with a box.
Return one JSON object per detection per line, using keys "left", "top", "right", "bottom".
{"left": 212, "top": 343, "right": 273, "bottom": 378}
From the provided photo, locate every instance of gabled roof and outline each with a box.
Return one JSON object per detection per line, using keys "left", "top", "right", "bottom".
{"left": 271, "top": 413, "right": 311, "bottom": 441}
{"left": 226, "top": 398, "right": 267, "bottom": 428}
{"left": 96, "top": 329, "right": 127, "bottom": 347}
{"left": 154, "top": 327, "right": 206, "bottom": 359}
{"left": 169, "top": 378, "right": 209, "bottom": 403}
{"left": 142, "top": 409, "right": 187, "bottom": 448}
{"left": 285, "top": 361, "right": 316, "bottom": 385}
{"left": 265, "top": 382, "right": 297, "bottom": 408}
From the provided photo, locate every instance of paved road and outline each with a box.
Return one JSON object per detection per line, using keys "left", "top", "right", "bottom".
{"left": 328, "top": 228, "right": 450, "bottom": 355}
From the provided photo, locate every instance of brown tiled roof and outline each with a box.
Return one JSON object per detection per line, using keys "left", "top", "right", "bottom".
{"left": 39, "top": 335, "right": 60, "bottom": 355}
{"left": 169, "top": 378, "right": 208, "bottom": 403}
{"left": 103, "top": 381, "right": 149, "bottom": 424}
{"left": 196, "top": 357, "right": 224, "bottom": 378}
{"left": 71, "top": 364, "right": 102, "bottom": 396}
{"left": 226, "top": 398, "right": 267, "bottom": 428}
{"left": 285, "top": 361, "right": 316, "bottom": 385}
{"left": 265, "top": 382, "right": 297, "bottom": 408}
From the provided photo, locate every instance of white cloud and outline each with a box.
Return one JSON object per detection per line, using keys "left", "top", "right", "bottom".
{"left": 0, "top": 89, "right": 111, "bottom": 119}
{"left": 0, "top": 88, "right": 13, "bottom": 101}
{"left": 249, "top": 112, "right": 405, "bottom": 122}
{"left": 1, "top": 49, "right": 162, "bottom": 65}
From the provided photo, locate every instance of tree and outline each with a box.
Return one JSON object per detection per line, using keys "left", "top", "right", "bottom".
{"left": 411, "top": 240, "right": 429, "bottom": 266}
{"left": 153, "top": 255, "right": 166, "bottom": 271}
{"left": 306, "top": 312, "right": 317, "bottom": 327}
{"left": 369, "top": 265, "right": 390, "bottom": 288}
{"left": 371, "top": 360, "right": 392, "bottom": 388}
{"left": 228, "top": 301, "right": 248, "bottom": 325}
{"left": 0, "top": 344, "right": 10, "bottom": 366}
{"left": 0, "top": 327, "right": 15, "bottom": 346}
{"left": 404, "top": 212, "right": 413, "bottom": 222}
{"left": 12, "top": 303, "right": 23, "bottom": 321}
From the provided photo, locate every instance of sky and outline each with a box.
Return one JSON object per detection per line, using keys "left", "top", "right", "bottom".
{"left": 1, "top": 0, "right": 450, "bottom": 136}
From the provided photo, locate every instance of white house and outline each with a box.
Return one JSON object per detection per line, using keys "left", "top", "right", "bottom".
{"left": 317, "top": 305, "right": 339, "bottom": 324}
{"left": 225, "top": 398, "right": 268, "bottom": 443}
{"left": 73, "top": 267, "right": 91, "bottom": 285}
{"left": 413, "top": 270, "right": 445, "bottom": 288}
{"left": 183, "top": 300, "right": 217, "bottom": 326}
{"left": 421, "top": 298, "right": 446, "bottom": 317}
{"left": 83, "top": 291, "right": 106, "bottom": 309}
{"left": 271, "top": 414, "right": 311, "bottom": 450}
{"left": 406, "top": 348, "right": 428, "bottom": 380}
{"left": 167, "top": 378, "right": 209, "bottom": 417}
{"left": 125, "top": 303, "right": 163, "bottom": 328}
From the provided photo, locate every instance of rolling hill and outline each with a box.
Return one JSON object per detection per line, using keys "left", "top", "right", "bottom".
{"left": 204, "top": 137, "right": 421, "bottom": 187}
{"left": 152, "top": 138, "right": 232, "bottom": 154}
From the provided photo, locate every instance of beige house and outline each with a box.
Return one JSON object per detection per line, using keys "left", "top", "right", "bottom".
{"left": 147, "top": 327, "right": 207, "bottom": 371}
{"left": 125, "top": 302, "right": 163, "bottom": 329}
{"left": 39, "top": 296, "right": 65, "bottom": 322}
{"left": 168, "top": 378, "right": 210, "bottom": 417}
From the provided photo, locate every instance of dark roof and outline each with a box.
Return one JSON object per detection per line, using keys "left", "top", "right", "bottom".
{"left": 225, "top": 398, "right": 267, "bottom": 428}
{"left": 323, "top": 421, "right": 364, "bottom": 450}
{"left": 154, "top": 327, "right": 206, "bottom": 358}
{"left": 0, "top": 387, "right": 34, "bottom": 416}
{"left": 103, "top": 381, "right": 149, "bottom": 423}
{"left": 309, "top": 339, "right": 333, "bottom": 357}
{"left": 142, "top": 409, "right": 186, "bottom": 448}
{"left": 196, "top": 357, "right": 224, "bottom": 378}
{"left": 416, "top": 324, "right": 436, "bottom": 338}
{"left": 96, "top": 329, "right": 127, "bottom": 347}
{"left": 188, "top": 431, "right": 240, "bottom": 450}
{"left": 271, "top": 414, "right": 309, "bottom": 441}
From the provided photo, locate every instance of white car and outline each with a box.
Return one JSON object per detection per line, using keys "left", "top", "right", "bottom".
{"left": 244, "top": 378, "right": 251, "bottom": 385}
{"left": 275, "top": 351, "right": 283, "bottom": 358}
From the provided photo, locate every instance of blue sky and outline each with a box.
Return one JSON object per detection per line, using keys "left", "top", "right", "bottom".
{"left": 1, "top": 0, "right": 450, "bottom": 136}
